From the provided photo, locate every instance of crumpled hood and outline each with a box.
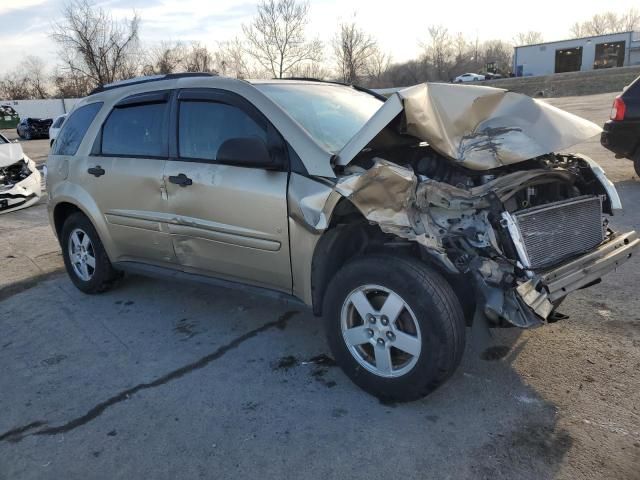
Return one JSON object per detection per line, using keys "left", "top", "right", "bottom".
{"left": 0, "top": 142, "right": 25, "bottom": 167}
{"left": 337, "top": 83, "right": 602, "bottom": 170}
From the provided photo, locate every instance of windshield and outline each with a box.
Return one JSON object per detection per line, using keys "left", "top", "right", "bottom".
{"left": 256, "top": 83, "right": 383, "bottom": 152}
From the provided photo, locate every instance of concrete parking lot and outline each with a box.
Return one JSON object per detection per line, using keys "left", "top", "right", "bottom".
{"left": 1, "top": 92, "right": 639, "bottom": 479}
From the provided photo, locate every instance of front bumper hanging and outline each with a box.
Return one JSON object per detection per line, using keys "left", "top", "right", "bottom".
{"left": 517, "top": 230, "right": 639, "bottom": 319}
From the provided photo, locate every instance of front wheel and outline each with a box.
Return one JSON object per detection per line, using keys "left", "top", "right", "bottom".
{"left": 323, "top": 255, "right": 466, "bottom": 402}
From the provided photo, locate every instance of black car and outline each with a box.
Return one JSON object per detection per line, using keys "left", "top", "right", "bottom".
{"left": 16, "top": 117, "right": 53, "bottom": 140}
{"left": 601, "top": 75, "right": 640, "bottom": 176}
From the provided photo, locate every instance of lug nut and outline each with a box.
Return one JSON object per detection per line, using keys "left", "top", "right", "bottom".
{"left": 377, "top": 338, "right": 385, "bottom": 346}
{"left": 366, "top": 328, "right": 374, "bottom": 337}
{"left": 386, "top": 331, "right": 395, "bottom": 341}
{"left": 367, "top": 314, "right": 376, "bottom": 324}
{"left": 380, "top": 315, "right": 389, "bottom": 326}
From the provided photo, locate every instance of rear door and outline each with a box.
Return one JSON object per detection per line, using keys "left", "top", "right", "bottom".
{"left": 164, "top": 88, "right": 291, "bottom": 292}
{"left": 83, "top": 90, "right": 176, "bottom": 265}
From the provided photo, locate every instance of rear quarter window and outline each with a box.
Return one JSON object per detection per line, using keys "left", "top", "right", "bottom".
{"left": 52, "top": 103, "right": 103, "bottom": 156}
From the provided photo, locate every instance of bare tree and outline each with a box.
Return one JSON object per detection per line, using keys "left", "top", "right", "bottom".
{"left": 51, "top": 0, "right": 141, "bottom": 89}
{"left": 215, "top": 38, "right": 253, "bottom": 79}
{"left": 52, "top": 69, "right": 94, "bottom": 98}
{"left": 332, "top": 21, "right": 377, "bottom": 83}
{"left": 422, "top": 25, "right": 453, "bottom": 81}
{"left": 481, "top": 40, "right": 513, "bottom": 74}
{"left": 0, "top": 72, "right": 31, "bottom": 100}
{"left": 513, "top": 31, "right": 544, "bottom": 46}
{"left": 21, "top": 56, "right": 50, "bottom": 98}
{"left": 143, "top": 42, "right": 186, "bottom": 75}
{"left": 570, "top": 8, "right": 640, "bottom": 37}
{"left": 242, "top": 0, "right": 323, "bottom": 78}
{"left": 289, "top": 60, "right": 331, "bottom": 80}
{"left": 182, "top": 42, "right": 216, "bottom": 73}
{"left": 364, "top": 49, "right": 391, "bottom": 87}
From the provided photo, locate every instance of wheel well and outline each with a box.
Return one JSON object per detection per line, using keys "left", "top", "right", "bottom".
{"left": 310, "top": 198, "right": 476, "bottom": 321}
{"left": 311, "top": 199, "right": 418, "bottom": 316}
{"left": 53, "top": 202, "right": 82, "bottom": 239}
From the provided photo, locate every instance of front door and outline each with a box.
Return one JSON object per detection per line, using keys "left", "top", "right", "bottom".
{"left": 164, "top": 89, "right": 291, "bottom": 292}
{"left": 84, "top": 90, "right": 176, "bottom": 265}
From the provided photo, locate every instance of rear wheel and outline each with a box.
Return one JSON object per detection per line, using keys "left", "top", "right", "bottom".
{"left": 323, "top": 255, "right": 466, "bottom": 402}
{"left": 61, "top": 212, "right": 121, "bottom": 293}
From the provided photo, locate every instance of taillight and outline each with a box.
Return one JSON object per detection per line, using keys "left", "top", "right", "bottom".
{"left": 610, "top": 96, "right": 626, "bottom": 121}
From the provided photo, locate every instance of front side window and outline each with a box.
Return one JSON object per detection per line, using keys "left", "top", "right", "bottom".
{"left": 102, "top": 102, "right": 168, "bottom": 157}
{"left": 178, "top": 101, "right": 267, "bottom": 161}
{"left": 255, "top": 84, "right": 382, "bottom": 153}
{"left": 52, "top": 102, "right": 103, "bottom": 156}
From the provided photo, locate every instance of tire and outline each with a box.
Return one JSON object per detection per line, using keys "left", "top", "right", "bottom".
{"left": 634, "top": 154, "right": 640, "bottom": 178}
{"left": 323, "top": 254, "right": 466, "bottom": 402}
{"left": 24, "top": 130, "right": 32, "bottom": 140}
{"left": 61, "top": 212, "right": 121, "bottom": 294}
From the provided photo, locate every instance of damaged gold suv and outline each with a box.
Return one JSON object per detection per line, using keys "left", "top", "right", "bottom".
{"left": 47, "top": 73, "right": 639, "bottom": 402}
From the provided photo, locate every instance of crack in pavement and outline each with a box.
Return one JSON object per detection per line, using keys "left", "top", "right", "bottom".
{"left": 0, "top": 310, "right": 299, "bottom": 444}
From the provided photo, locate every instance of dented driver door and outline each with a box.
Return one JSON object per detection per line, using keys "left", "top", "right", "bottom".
{"left": 164, "top": 89, "right": 292, "bottom": 292}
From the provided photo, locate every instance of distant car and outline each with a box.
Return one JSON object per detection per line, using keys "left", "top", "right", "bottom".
{"left": 17, "top": 117, "right": 53, "bottom": 140}
{"left": 454, "top": 73, "right": 485, "bottom": 83}
{"left": 49, "top": 114, "right": 67, "bottom": 147}
{"left": 483, "top": 72, "right": 504, "bottom": 80}
{"left": 601, "top": 75, "right": 640, "bottom": 177}
{"left": 0, "top": 132, "right": 42, "bottom": 214}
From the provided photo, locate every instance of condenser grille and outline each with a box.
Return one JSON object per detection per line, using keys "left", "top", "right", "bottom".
{"left": 513, "top": 195, "right": 604, "bottom": 269}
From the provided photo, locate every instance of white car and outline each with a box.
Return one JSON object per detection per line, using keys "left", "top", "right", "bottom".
{"left": 49, "top": 114, "right": 67, "bottom": 147}
{"left": 0, "top": 133, "right": 42, "bottom": 214}
{"left": 454, "top": 73, "right": 485, "bottom": 83}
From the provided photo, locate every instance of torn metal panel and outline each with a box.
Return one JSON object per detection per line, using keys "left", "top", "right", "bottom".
{"left": 287, "top": 173, "right": 339, "bottom": 231}
{"left": 336, "top": 82, "right": 602, "bottom": 170}
{"left": 335, "top": 159, "right": 416, "bottom": 228}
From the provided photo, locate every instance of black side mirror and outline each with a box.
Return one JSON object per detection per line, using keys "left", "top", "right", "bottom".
{"left": 217, "top": 137, "right": 279, "bottom": 170}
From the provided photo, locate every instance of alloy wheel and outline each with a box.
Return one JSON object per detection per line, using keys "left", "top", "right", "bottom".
{"left": 340, "top": 284, "right": 422, "bottom": 378}
{"left": 68, "top": 228, "right": 96, "bottom": 281}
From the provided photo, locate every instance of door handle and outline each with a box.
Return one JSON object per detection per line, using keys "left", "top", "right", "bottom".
{"left": 88, "top": 166, "right": 105, "bottom": 177}
{"left": 168, "top": 173, "right": 193, "bottom": 187}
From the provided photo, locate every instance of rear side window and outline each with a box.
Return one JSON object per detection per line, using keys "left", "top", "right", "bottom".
{"left": 178, "top": 101, "right": 267, "bottom": 161}
{"left": 102, "top": 102, "right": 168, "bottom": 158}
{"left": 52, "top": 102, "right": 103, "bottom": 156}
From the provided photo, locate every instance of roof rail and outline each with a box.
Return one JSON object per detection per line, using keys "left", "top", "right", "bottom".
{"left": 275, "top": 77, "right": 387, "bottom": 101}
{"left": 89, "top": 72, "right": 217, "bottom": 95}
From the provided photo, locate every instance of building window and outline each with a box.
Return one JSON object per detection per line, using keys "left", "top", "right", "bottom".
{"left": 594, "top": 41, "right": 625, "bottom": 69}
{"left": 555, "top": 47, "right": 583, "bottom": 73}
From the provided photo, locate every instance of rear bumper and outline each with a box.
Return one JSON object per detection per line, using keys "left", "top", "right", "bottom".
{"left": 517, "top": 230, "right": 639, "bottom": 319}
{"left": 601, "top": 120, "right": 640, "bottom": 159}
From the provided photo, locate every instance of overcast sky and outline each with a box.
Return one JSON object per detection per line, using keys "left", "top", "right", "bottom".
{"left": 1, "top": 0, "right": 639, "bottom": 72}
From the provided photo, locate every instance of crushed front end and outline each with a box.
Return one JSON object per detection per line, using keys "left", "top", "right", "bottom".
{"left": 0, "top": 156, "right": 42, "bottom": 214}
{"left": 335, "top": 150, "right": 638, "bottom": 328}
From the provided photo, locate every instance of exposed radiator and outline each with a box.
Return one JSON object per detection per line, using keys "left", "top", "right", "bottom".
{"left": 506, "top": 195, "right": 604, "bottom": 270}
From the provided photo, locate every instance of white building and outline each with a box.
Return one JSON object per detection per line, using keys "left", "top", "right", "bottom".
{"left": 513, "top": 31, "right": 640, "bottom": 77}
{"left": 0, "top": 98, "right": 79, "bottom": 120}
